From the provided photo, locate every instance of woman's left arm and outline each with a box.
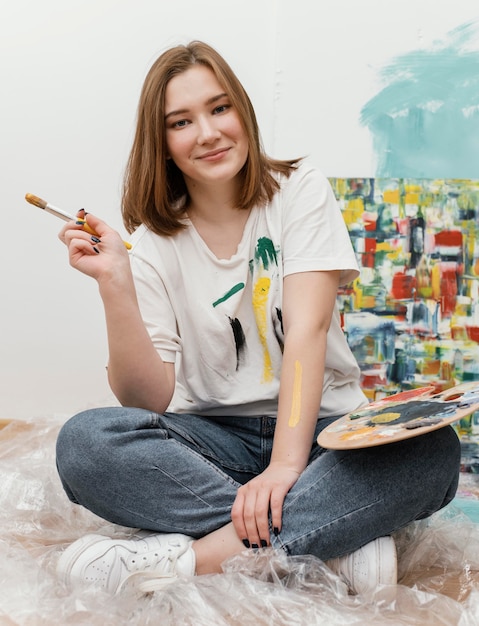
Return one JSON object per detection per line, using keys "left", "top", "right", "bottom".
{"left": 231, "top": 269, "right": 340, "bottom": 546}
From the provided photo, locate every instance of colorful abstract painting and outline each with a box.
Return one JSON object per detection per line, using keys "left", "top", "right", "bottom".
{"left": 347, "top": 19, "right": 479, "bottom": 443}
{"left": 331, "top": 177, "right": 479, "bottom": 405}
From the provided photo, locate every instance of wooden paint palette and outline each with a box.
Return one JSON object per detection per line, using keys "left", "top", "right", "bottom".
{"left": 317, "top": 382, "right": 479, "bottom": 449}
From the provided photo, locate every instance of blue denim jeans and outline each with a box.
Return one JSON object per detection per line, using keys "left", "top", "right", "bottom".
{"left": 56, "top": 408, "right": 460, "bottom": 560}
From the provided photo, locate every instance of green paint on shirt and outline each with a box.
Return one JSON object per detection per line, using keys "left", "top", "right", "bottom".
{"left": 212, "top": 282, "right": 245, "bottom": 308}
{"left": 255, "top": 237, "right": 278, "bottom": 270}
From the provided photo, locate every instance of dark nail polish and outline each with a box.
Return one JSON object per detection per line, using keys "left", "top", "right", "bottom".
{"left": 242, "top": 539, "right": 250, "bottom": 549}
{"left": 91, "top": 236, "right": 101, "bottom": 243}
{"left": 93, "top": 246, "right": 100, "bottom": 254}
{"left": 76, "top": 220, "right": 85, "bottom": 225}
{"left": 260, "top": 539, "right": 267, "bottom": 548}
{"left": 273, "top": 527, "right": 279, "bottom": 537}
{"left": 251, "top": 543, "right": 259, "bottom": 550}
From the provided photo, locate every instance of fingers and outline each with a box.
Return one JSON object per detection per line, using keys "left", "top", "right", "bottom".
{"left": 76, "top": 211, "right": 114, "bottom": 240}
{"left": 58, "top": 210, "right": 112, "bottom": 244}
{"left": 248, "top": 489, "right": 273, "bottom": 547}
{"left": 60, "top": 223, "right": 98, "bottom": 252}
{"left": 231, "top": 492, "right": 249, "bottom": 547}
{"left": 231, "top": 488, "right": 268, "bottom": 549}
{"left": 67, "top": 233, "right": 102, "bottom": 265}
{"left": 231, "top": 466, "right": 301, "bottom": 549}
{"left": 231, "top": 483, "right": 283, "bottom": 549}
{"left": 244, "top": 489, "right": 270, "bottom": 548}
{"left": 59, "top": 211, "right": 124, "bottom": 255}
{"left": 56, "top": 211, "right": 130, "bottom": 283}
{"left": 269, "top": 490, "right": 285, "bottom": 538}
{"left": 58, "top": 210, "right": 89, "bottom": 245}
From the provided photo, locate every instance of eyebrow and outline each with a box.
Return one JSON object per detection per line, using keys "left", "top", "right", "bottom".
{"left": 165, "top": 93, "right": 229, "bottom": 120}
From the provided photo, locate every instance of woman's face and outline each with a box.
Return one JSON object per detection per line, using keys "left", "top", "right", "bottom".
{"left": 164, "top": 64, "right": 249, "bottom": 190}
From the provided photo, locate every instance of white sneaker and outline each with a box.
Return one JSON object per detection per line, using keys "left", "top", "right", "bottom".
{"left": 56, "top": 533, "right": 196, "bottom": 594}
{"left": 326, "top": 536, "right": 397, "bottom": 596}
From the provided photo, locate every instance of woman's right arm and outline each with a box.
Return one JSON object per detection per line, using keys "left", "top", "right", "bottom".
{"left": 59, "top": 213, "right": 175, "bottom": 412}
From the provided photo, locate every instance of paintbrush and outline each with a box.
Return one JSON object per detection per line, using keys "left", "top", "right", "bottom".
{"left": 24, "top": 193, "right": 132, "bottom": 250}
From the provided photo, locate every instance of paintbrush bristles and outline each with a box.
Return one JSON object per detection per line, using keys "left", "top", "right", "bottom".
{"left": 25, "top": 193, "right": 47, "bottom": 209}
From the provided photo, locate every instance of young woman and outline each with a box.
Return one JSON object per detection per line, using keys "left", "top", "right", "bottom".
{"left": 55, "top": 40, "right": 460, "bottom": 597}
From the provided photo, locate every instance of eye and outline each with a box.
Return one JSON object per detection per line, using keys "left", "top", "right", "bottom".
{"left": 171, "top": 119, "right": 189, "bottom": 129}
{"left": 213, "top": 104, "right": 230, "bottom": 115}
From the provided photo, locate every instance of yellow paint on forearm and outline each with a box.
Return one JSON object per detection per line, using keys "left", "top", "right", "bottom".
{"left": 288, "top": 360, "right": 302, "bottom": 427}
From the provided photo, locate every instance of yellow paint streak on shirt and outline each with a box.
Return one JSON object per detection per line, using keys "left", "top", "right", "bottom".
{"left": 253, "top": 276, "right": 273, "bottom": 383}
{"left": 288, "top": 360, "right": 303, "bottom": 428}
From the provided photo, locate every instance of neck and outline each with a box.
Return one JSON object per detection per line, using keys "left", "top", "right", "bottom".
{"left": 185, "top": 179, "right": 242, "bottom": 223}
{"left": 186, "top": 193, "right": 252, "bottom": 261}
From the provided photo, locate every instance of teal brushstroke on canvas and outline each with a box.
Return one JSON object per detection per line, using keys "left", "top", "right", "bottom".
{"left": 360, "top": 21, "right": 479, "bottom": 179}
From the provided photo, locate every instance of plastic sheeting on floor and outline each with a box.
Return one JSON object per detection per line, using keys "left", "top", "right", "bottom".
{"left": 0, "top": 417, "right": 478, "bottom": 625}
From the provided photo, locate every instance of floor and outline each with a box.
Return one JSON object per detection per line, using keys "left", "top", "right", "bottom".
{"left": 1, "top": 416, "right": 479, "bottom": 625}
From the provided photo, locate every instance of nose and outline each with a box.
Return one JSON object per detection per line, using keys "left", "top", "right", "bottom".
{"left": 197, "top": 116, "right": 221, "bottom": 144}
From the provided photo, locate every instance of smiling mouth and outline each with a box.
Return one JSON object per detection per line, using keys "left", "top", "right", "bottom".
{"left": 198, "top": 148, "right": 229, "bottom": 160}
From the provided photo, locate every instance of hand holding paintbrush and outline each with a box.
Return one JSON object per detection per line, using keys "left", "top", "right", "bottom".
{"left": 24, "top": 193, "right": 132, "bottom": 250}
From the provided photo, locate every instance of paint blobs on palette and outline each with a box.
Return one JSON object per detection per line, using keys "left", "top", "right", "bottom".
{"left": 351, "top": 399, "right": 458, "bottom": 426}
{"left": 331, "top": 424, "right": 376, "bottom": 444}
{"left": 369, "top": 412, "right": 400, "bottom": 424}
{"left": 318, "top": 382, "right": 479, "bottom": 449}
{"left": 403, "top": 417, "right": 443, "bottom": 430}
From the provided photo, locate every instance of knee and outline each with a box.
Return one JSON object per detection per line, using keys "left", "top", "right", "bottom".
{"left": 440, "top": 425, "right": 461, "bottom": 491}
{"left": 57, "top": 409, "right": 102, "bottom": 454}
{"left": 56, "top": 409, "right": 106, "bottom": 485}
{"left": 434, "top": 425, "right": 461, "bottom": 467}
{"left": 412, "top": 426, "right": 461, "bottom": 485}
{"left": 419, "top": 425, "right": 461, "bottom": 511}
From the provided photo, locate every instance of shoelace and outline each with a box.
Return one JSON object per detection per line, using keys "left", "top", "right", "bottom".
{"left": 124, "top": 543, "right": 180, "bottom": 573}
{"left": 117, "top": 545, "right": 186, "bottom": 595}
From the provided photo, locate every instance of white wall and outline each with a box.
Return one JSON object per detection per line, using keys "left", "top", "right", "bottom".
{"left": 1, "top": 0, "right": 478, "bottom": 419}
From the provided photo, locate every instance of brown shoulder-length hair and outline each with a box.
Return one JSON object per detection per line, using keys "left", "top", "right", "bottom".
{"left": 122, "top": 40, "right": 301, "bottom": 236}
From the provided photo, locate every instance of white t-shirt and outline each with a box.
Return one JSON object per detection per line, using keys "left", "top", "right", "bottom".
{"left": 129, "top": 161, "right": 367, "bottom": 418}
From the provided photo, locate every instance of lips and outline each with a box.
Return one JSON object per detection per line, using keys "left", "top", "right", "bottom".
{"left": 197, "top": 147, "right": 230, "bottom": 160}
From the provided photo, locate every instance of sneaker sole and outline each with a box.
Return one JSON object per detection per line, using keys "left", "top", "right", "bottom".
{"left": 376, "top": 536, "right": 397, "bottom": 586}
